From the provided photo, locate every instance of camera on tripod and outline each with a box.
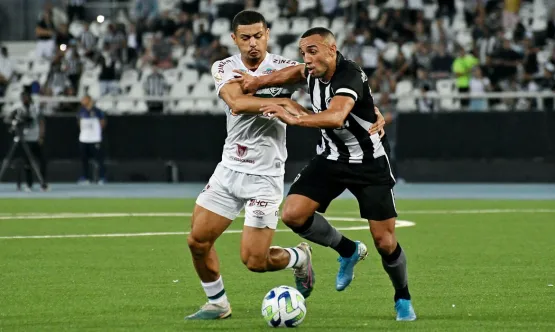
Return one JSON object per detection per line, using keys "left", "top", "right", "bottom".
{"left": 8, "top": 108, "right": 33, "bottom": 135}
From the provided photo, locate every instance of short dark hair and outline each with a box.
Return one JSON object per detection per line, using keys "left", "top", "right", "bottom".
{"left": 301, "top": 27, "right": 335, "bottom": 39}
{"left": 232, "top": 10, "right": 267, "bottom": 32}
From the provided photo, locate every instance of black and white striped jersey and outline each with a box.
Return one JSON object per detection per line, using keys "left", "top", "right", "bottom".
{"left": 306, "top": 52, "right": 387, "bottom": 163}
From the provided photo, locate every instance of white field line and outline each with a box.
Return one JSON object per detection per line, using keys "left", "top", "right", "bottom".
{"left": 339, "top": 209, "right": 555, "bottom": 215}
{"left": 0, "top": 208, "right": 554, "bottom": 221}
{"left": 0, "top": 212, "right": 416, "bottom": 240}
{"left": 0, "top": 221, "right": 415, "bottom": 240}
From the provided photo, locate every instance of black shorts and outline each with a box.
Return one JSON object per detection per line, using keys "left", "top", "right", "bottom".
{"left": 288, "top": 156, "right": 397, "bottom": 221}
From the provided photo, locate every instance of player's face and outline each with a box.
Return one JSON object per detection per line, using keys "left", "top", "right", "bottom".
{"left": 232, "top": 23, "right": 269, "bottom": 62}
{"left": 299, "top": 35, "right": 336, "bottom": 79}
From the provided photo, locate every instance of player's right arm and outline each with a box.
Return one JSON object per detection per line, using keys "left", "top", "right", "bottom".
{"left": 230, "top": 64, "right": 306, "bottom": 95}
{"left": 212, "top": 60, "right": 292, "bottom": 115}
{"left": 219, "top": 83, "right": 291, "bottom": 115}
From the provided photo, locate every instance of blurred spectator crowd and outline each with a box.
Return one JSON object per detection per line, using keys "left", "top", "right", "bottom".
{"left": 1, "top": 0, "right": 555, "bottom": 115}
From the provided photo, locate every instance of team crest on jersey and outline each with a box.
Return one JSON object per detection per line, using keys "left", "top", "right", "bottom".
{"left": 236, "top": 144, "right": 248, "bottom": 157}
{"left": 269, "top": 87, "right": 282, "bottom": 96}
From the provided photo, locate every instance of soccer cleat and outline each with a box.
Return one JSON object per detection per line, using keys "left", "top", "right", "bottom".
{"left": 184, "top": 301, "right": 232, "bottom": 320}
{"left": 395, "top": 299, "right": 417, "bottom": 321}
{"left": 293, "top": 242, "right": 315, "bottom": 299}
{"left": 336, "top": 240, "right": 368, "bottom": 291}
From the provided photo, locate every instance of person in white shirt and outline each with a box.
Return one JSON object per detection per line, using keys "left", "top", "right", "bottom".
{"left": 77, "top": 96, "right": 106, "bottom": 184}
{"left": 469, "top": 66, "right": 491, "bottom": 111}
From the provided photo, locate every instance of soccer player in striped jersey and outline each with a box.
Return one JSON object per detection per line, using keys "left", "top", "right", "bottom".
{"left": 231, "top": 27, "right": 417, "bottom": 321}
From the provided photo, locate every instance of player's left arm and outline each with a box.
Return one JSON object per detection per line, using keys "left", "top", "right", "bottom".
{"left": 288, "top": 95, "right": 355, "bottom": 128}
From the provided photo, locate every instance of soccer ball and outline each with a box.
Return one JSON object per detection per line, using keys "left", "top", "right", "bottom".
{"left": 261, "top": 285, "right": 307, "bottom": 328}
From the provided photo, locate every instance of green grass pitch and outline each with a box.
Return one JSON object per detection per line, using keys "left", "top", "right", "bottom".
{"left": 1, "top": 198, "right": 554, "bottom": 331}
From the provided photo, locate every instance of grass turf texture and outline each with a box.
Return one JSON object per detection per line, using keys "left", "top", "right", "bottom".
{"left": 0, "top": 199, "right": 554, "bottom": 331}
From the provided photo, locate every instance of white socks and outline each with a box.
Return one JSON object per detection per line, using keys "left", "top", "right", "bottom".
{"left": 284, "top": 247, "right": 308, "bottom": 269}
{"left": 201, "top": 276, "right": 228, "bottom": 304}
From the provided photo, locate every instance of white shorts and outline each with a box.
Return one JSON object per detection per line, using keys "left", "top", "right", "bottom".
{"left": 196, "top": 163, "right": 284, "bottom": 229}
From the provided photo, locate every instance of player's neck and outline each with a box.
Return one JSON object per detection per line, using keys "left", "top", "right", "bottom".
{"left": 241, "top": 52, "right": 266, "bottom": 71}
{"left": 322, "top": 57, "right": 337, "bottom": 82}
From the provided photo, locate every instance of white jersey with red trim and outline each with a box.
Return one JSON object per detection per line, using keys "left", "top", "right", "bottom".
{"left": 211, "top": 52, "right": 300, "bottom": 176}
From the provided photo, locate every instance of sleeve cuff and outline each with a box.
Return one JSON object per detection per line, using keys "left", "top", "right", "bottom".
{"left": 335, "top": 88, "right": 358, "bottom": 101}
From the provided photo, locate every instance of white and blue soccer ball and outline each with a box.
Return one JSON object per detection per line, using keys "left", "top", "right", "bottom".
{"left": 261, "top": 285, "right": 307, "bottom": 328}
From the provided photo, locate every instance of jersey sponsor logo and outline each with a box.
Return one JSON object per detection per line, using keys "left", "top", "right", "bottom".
{"left": 272, "top": 59, "right": 297, "bottom": 65}
{"left": 263, "top": 68, "right": 275, "bottom": 74}
{"left": 293, "top": 173, "right": 301, "bottom": 183}
{"left": 248, "top": 199, "right": 269, "bottom": 207}
{"left": 360, "top": 70, "right": 368, "bottom": 82}
{"left": 201, "top": 184, "right": 211, "bottom": 193}
{"left": 236, "top": 144, "right": 248, "bottom": 157}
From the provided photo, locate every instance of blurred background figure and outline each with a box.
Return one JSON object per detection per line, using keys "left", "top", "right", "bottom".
{"left": 77, "top": 96, "right": 106, "bottom": 185}
{"left": 10, "top": 90, "right": 48, "bottom": 191}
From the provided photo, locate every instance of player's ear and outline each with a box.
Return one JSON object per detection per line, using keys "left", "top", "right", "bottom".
{"left": 330, "top": 43, "right": 337, "bottom": 56}
{"left": 231, "top": 32, "right": 237, "bottom": 45}
{"left": 266, "top": 27, "right": 270, "bottom": 39}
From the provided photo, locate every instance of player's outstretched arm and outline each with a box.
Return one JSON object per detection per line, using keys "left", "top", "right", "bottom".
{"left": 230, "top": 64, "right": 306, "bottom": 94}
{"left": 262, "top": 95, "right": 354, "bottom": 128}
{"left": 219, "top": 82, "right": 292, "bottom": 115}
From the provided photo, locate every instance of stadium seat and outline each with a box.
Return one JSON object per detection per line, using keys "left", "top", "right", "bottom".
{"left": 163, "top": 68, "right": 182, "bottom": 85}
{"left": 95, "top": 99, "right": 116, "bottom": 113}
{"left": 311, "top": 17, "right": 329, "bottom": 29}
{"left": 199, "top": 73, "right": 215, "bottom": 87}
{"left": 196, "top": 99, "right": 216, "bottom": 112}
{"left": 133, "top": 101, "right": 149, "bottom": 114}
{"left": 69, "top": 21, "right": 85, "bottom": 38}
{"left": 5, "top": 84, "right": 23, "bottom": 99}
{"left": 80, "top": 69, "right": 100, "bottom": 87}
{"left": 291, "top": 17, "right": 310, "bottom": 35}
{"left": 368, "top": 5, "right": 380, "bottom": 20}
{"left": 87, "top": 82, "right": 101, "bottom": 99}
{"left": 330, "top": 17, "right": 346, "bottom": 35}
{"left": 456, "top": 31, "right": 473, "bottom": 51}
{"left": 174, "top": 99, "right": 195, "bottom": 112}
{"left": 159, "top": 0, "right": 179, "bottom": 11}
{"left": 282, "top": 44, "right": 300, "bottom": 62}
{"left": 191, "top": 82, "right": 213, "bottom": 99}
{"left": 270, "top": 18, "right": 290, "bottom": 36}
{"left": 211, "top": 18, "right": 231, "bottom": 36}
{"left": 119, "top": 69, "right": 139, "bottom": 90}
{"left": 395, "top": 80, "right": 417, "bottom": 112}
{"left": 423, "top": 4, "right": 437, "bottom": 20}
{"left": 89, "top": 22, "right": 100, "bottom": 37}
{"left": 298, "top": 0, "right": 317, "bottom": 14}
{"left": 532, "top": 19, "right": 547, "bottom": 32}
{"left": 172, "top": 45, "right": 185, "bottom": 60}
{"left": 33, "top": 59, "right": 51, "bottom": 75}
{"left": 181, "top": 69, "right": 199, "bottom": 86}
{"left": 193, "top": 17, "right": 210, "bottom": 34}
{"left": 436, "top": 79, "right": 460, "bottom": 111}
{"left": 401, "top": 42, "right": 415, "bottom": 59}
{"left": 13, "top": 58, "right": 31, "bottom": 74}
{"left": 115, "top": 100, "right": 133, "bottom": 113}
{"left": 382, "top": 43, "right": 399, "bottom": 63}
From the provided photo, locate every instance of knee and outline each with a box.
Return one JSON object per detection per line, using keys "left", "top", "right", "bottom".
{"left": 373, "top": 231, "right": 396, "bottom": 255}
{"left": 241, "top": 255, "right": 268, "bottom": 273}
{"left": 187, "top": 235, "right": 211, "bottom": 257}
{"left": 281, "top": 205, "right": 309, "bottom": 228}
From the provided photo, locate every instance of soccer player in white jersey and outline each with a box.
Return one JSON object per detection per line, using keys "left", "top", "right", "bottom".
{"left": 184, "top": 11, "right": 384, "bottom": 320}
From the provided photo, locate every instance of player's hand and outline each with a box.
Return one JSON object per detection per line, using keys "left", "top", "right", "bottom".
{"left": 369, "top": 106, "right": 386, "bottom": 138}
{"left": 260, "top": 104, "right": 299, "bottom": 125}
{"left": 229, "top": 70, "right": 259, "bottom": 94}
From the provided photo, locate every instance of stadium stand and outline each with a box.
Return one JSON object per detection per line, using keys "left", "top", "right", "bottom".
{"left": 1, "top": 0, "right": 555, "bottom": 116}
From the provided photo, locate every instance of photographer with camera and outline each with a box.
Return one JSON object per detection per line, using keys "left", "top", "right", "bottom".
{"left": 8, "top": 90, "right": 48, "bottom": 191}
{"left": 77, "top": 95, "right": 107, "bottom": 184}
